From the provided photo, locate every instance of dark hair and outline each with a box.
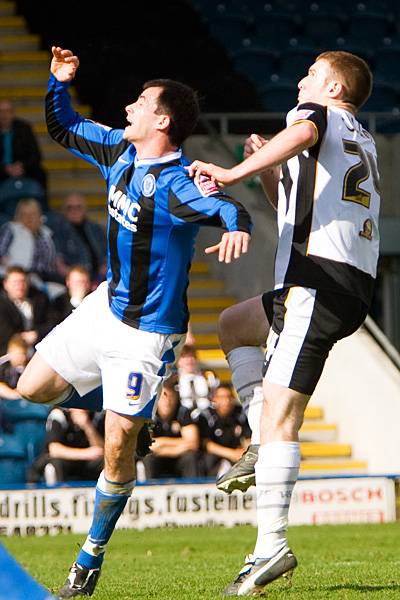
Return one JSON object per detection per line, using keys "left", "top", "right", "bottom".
{"left": 162, "top": 374, "right": 180, "bottom": 396}
{"left": 143, "top": 78, "right": 200, "bottom": 147}
{"left": 179, "top": 344, "right": 197, "bottom": 358}
{"left": 213, "top": 382, "right": 234, "bottom": 396}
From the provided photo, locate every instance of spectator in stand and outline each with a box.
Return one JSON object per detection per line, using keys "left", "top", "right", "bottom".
{"left": 0, "top": 99, "right": 47, "bottom": 215}
{"left": 198, "top": 383, "right": 251, "bottom": 479}
{"left": 0, "top": 334, "right": 30, "bottom": 400}
{"left": 176, "top": 344, "right": 218, "bottom": 416}
{"left": 0, "top": 198, "right": 61, "bottom": 288}
{"left": 50, "top": 265, "right": 92, "bottom": 324}
{"left": 0, "top": 266, "right": 54, "bottom": 355}
{"left": 52, "top": 192, "right": 107, "bottom": 284}
{"left": 28, "top": 407, "right": 104, "bottom": 484}
{"left": 142, "top": 376, "right": 200, "bottom": 479}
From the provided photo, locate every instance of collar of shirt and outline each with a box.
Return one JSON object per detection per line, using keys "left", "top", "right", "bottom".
{"left": 134, "top": 149, "right": 182, "bottom": 168}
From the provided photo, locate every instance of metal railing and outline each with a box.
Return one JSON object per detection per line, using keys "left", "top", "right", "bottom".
{"left": 201, "top": 111, "right": 400, "bottom": 136}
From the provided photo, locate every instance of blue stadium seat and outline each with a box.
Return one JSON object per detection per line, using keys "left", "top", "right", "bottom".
{"left": 253, "top": 14, "right": 298, "bottom": 46}
{"left": 232, "top": 48, "right": 277, "bottom": 86}
{"left": 206, "top": 14, "right": 252, "bottom": 52}
{"left": 0, "top": 434, "right": 27, "bottom": 484}
{"left": 277, "top": 48, "right": 316, "bottom": 83}
{"left": 301, "top": 14, "right": 344, "bottom": 44}
{"left": 362, "top": 83, "right": 400, "bottom": 112}
{"left": 258, "top": 81, "right": 297, "bottom": 112}
{"left": 373, "top": 47, "right": 400, "bottom": 85}
{"left": 345, "top": 14, "right": 390, "bottom": 46}
{"left": 3, "top": 400, "right": 49, "bottom": 462}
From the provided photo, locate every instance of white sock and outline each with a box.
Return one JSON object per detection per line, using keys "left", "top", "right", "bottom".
{"left": 227, "top": 347, "right": 264, "bottom": 445}
{"left": 254, "top": 442, "right": 300, "bottom": 559}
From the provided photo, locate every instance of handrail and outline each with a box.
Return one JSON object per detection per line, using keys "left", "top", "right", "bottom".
{"left": 363, "top": 315, "right": 400, "bottom": 371}
{"left": 201, "top": 111, "right": 399, "bottom": 135}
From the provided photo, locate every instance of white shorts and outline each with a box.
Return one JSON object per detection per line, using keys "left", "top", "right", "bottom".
{"left": 36, "top": 282, "right": 185, "bottom": 418}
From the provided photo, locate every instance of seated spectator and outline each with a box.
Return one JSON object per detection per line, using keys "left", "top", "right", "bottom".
{"left": 142, "top": 376, "right": 200, "bottom": 480}
{"left": 0, "top": 266, "right": 54, "bottom": 355}
{"left": 0, "top": 99, "right": 47, "bottom": 215}
{"left": 198, "top": 383, "right": 251, "bottom": 479}
{"left": 28, "top": 408, "right": 104, "bottom": 485}
{"left": 50, "top": 265, "right": 92, "bottom": 324}
{"left": 0, "top": 198, "right": 62, "bottom": 288}
{"left": 50, "top": 192, "right": 107, "bottom": 284}
{"left": 177, "top": 344, "right": 218, "bottom": 415}
{"left": 0, "top": 334, "right": 29, "bottom": 400}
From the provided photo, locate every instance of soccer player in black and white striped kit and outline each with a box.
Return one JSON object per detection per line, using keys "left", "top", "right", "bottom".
{"left": 189, "top": 50, "right": 380, "bottom": 596}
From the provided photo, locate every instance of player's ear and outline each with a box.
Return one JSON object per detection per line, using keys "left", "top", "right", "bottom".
{"left": 156, "top": 114, "right": 170, "bottom": 132}
{"left": 327, "top": 79, "right": 343, "bottom": 100}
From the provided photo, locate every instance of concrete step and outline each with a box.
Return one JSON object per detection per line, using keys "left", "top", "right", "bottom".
{"left": 0, "top": 2, "right": 15, "bottom": 16}
{"left": 0, "top": 15, "right": 26, "bottom": 32}
{"left": 188, "top": 312, "right": 219, "bottom": 334}
{"left": 299, "top": 422, "right": 337, "bottom": 442}
{"left": 300, "top": 442, "right": 352, "bottom": 459}
{"left": 0, "top": 50, "right": 49, "bottom": 69}
{"left": 0, "top": 86, "right": 78, "bottom": 100}
{"left": 43, "top": 158, "right": 97, "bottom": 172}
{"left": 299, "top": 459, "right": 368, "bottom": 476}
{"left": 0, "top": 33, "right": 39, "bottom": 50}
{"left": 188, "top": 279, "right": 225, "bottom": 297}
{"left": 188, "top": 297, "right": 235, "bottom": 311}
{"left": 0, "top": 70, "right": 49, "bottom": 87}
{"left": 48, "top": 175, "right": 104, "bottom": 194}
{"left": 190, "top": 332, "right": 220, "bottom": 348}
{"left": 190, "top": 261, "right": 210, "bottom": 275}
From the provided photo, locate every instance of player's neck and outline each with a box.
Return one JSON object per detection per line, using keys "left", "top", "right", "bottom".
{"left": 134, "top": 138, "right": 178, "bottom": 160}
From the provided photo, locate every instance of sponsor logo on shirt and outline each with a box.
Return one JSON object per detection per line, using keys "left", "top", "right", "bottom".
{"left": 108, "top": 184, "right": 141, "bottom": 232}
{"left": 195, "top": 174, "right": 219, "bottom": 197}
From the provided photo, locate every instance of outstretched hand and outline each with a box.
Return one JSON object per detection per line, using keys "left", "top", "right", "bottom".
{"left": 51, "top": 46, "right": 79, "bottom": 82}
{"left": 205, "top": 231, "right": 250, "bottom": 263}
{"left": 188, "top": 160, "right": 235, "bottom": 186}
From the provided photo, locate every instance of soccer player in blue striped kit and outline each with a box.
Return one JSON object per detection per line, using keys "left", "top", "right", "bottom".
{"left": 17, "top": 46, "right": 252, "bottom": 598}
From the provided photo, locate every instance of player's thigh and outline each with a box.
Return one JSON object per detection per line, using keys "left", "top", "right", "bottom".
{"left": 35, "top": 286, "right": 107, "bottom": 396}
{"left": 17, "top": 351, "right": 70, "bottom": 401}
{"left": 218, "top": 294, "right": 270, "bottom": 353}
{"left": 263, "top": 286, "right": 368, "bottom": 396}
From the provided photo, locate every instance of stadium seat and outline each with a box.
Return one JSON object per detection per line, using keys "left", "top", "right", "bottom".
{"left": 301, "top": 14, "right": 344, "bottom": 45}
{"left": 205, "top": 14, "right": 252, "bottom": 52}
{"left": 277, "top": 48, "right": 316, "bottom": 83}
{"left": 345, "top": 14, "right": 390, "bottom": 46}
{"left": 2, "top": 400, "right": 49, "bottom": 462}
{"left": 373, "top": 47, "right": 400, "bottom": 86}
{"left": 232, "top": 48, "right": 277, "bottom": 86}
{"left": 252, "top": 14, "right": 298, "bottom": 47}
{"left": 362, "top": 83, "right": 400, "bottom": 112}
{"left": 0, "top": 434, "right": 27, "bottom": 484}
{"left": 258, "top": 81, "right": 297, "bottom": 112}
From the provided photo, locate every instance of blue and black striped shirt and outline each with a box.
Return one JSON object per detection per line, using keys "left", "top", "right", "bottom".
{"left": 46, "top": 75, "right": 252, "bottom": 334}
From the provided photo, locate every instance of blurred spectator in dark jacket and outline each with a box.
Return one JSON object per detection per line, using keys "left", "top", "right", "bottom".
{"left": 0, "top": 198, "right": 61, "bottom": 288}
{"left": 0, "top": 266, "right": 53, "bottom": 355}
{"left": 50, "top": 265, "right": 92, "bottom": 324}
{"left": 28, "top": 407, "right": 104, "bottom": 484}
{"left": 198, "top": 383, "right": 251, "bottom": 478}
{"left": 0, "top": 334, "right": 29, "bottom": 400}
{"left": 142, "top": 376, "right": 200, "bottom": 479}
{"left": 177, "top": 344, "right": 218, "bottom": 416}
{"left": 0, "top": 99, "right": 47, "bottom": 214}
{"left": 51, "top": 192, "right": 107, "bottom": 284}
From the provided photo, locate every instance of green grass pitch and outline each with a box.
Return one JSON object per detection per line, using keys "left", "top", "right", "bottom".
{"left": 3, "top": 522, "right": 400, "bottom": 598}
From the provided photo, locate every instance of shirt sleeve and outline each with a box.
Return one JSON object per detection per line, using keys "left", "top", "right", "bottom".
{"left": 168, "top": 170, "right": 252, "bottom": 233}
{"left": 289, "top": 102, "right": 327, "bottom": 145}
{"left": 45, "top": 75, "right": 129, "bottom": 179}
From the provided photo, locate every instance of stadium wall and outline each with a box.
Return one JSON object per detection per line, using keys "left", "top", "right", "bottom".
{"left": 311, "top": 326, "right": 400, "bottom": 474}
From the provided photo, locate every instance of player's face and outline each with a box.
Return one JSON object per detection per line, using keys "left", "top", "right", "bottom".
{"left": 297, "top": 59, "right": 333, "bottom": 105}
{"left": 124, "top": 86, "right": 166, "bottom": 143}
